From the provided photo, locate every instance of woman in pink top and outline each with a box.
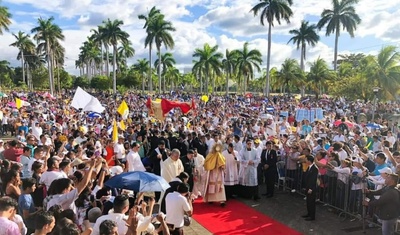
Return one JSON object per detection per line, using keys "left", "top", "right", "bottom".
{"left": 315, "top": 151, "right": 328, "bottom": 202}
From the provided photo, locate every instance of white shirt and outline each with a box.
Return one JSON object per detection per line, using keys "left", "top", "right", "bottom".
{"left": 92, "top": 212, "right": 128, "bottom": 235}
{"left": 75, "top": 136, "right": 87, "bottom": 145}
{"left": 21, "top": 155, "right": 33, "bottom": 178}
{"left": 40, "top": 170, "right": 66, "bottom": 189}
{"left": 336, "top": 149, "right": 348, "bottom": 162}
{"left": 387, "top": 136, "right": 396, "bottom": 148}
{"left": 114, "top": 143, "right": 126, "bottom": 160}
{"left": 333, "top": 135, "right": 346, "bottom": 142}
{"left": 206, "top": 139, "right": 215, "bottom": 153}
{"left": 47, "top": 188, "right": 79, "bottom": 214}
{"left": 165, "top": 192, "right": 191, "bottom": 228}
{"left": 233, "top": 140, "right": 243, "bottom": 153}
{"left": 126, "top": 150, "right": 146, "bottom": 172}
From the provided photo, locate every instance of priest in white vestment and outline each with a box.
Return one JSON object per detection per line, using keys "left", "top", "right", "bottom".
{"left": 192, "top": 149, "right": 205, "bottom": 198}
{"left": 161, "top": 149, "right": 184, "bottom": 183}
{"left": 222, "top": 143, "right": 239, "bottom": 199}
{"left": 238, "top": 139, "right": 260, "bottom": 200}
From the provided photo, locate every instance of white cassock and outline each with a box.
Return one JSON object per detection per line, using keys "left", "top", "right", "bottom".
{"left": 238, "top": 148, "right": 259, "bottom": 186}
{"left": 222, "top": 150, "right": 239, "bottom": 186}
{"left": 192, "top": 153, "right": 206, "bottom": 198}
{"left": 161, "top": 157, "right": 184, "bottom": 183}
{"left": 126, "top": 150, "right": 146, "bottom": 172}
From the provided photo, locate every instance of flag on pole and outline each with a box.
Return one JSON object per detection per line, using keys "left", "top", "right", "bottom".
{"left": 16, "top": 98, "right": 22, "bottom": 109}
{"left": 112, "top": 120, "right": 118, "bottom": 143}
{"left": 117, "top": 100, "right": 129, "bottom": 120}
{"left": 15, "top": 98, "right": 30, "bottom": 109}
{"left": 119, "top": 120, "right": 126, "bottom": 131}
{"left": 146, "top": 98, "right": 196, "bottom": 121}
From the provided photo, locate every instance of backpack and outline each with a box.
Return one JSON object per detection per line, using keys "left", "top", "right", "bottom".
{"left": 350, "top": 174, "right": 362, "bottom": 184}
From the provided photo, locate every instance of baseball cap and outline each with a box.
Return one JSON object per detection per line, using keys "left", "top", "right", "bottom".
{"left": 378, "top": 167, "right": 392, "bottom": 174}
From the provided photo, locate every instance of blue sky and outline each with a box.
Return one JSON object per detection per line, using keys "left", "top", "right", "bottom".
{"left": 1, "top": 0, "right": 400, "bottom": 75}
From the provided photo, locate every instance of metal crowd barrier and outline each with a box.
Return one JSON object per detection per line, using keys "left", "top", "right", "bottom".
{"left": 274, "top": 160, "right": 400, "bottom": 234}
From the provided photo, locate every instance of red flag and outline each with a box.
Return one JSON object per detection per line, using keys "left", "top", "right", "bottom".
{"left": 146, "top": 98, "right": 195, "bottom": 120}
{"left": 161, "top": 99, "right": 193, "bottom": 114}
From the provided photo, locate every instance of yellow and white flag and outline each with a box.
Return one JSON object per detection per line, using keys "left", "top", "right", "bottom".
{"left": 117, "top": 100, "right": 129, "bottom": 120}
{"left": 119, "top": 120, "right": 126, "bottom": 131}
{"left": 112, "top": 120, "right": 118, "bottom": 143}
{"left": 16, "top": 98, "right": 30, "bottom": 109}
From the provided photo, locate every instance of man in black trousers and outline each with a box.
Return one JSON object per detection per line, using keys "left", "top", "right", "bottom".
{"left": 302, "top": 155, "right": 318, "bottom": 221}
{"left": 260, "top": 141, "right": 278, "bottom": 198}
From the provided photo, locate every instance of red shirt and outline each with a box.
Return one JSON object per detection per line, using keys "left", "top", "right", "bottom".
{"left": 3, "top": 147, "right": 23, "bottom": 162}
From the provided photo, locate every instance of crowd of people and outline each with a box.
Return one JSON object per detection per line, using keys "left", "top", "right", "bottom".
{"left": 0, "top": 90, "right": 399, "bottom": 235}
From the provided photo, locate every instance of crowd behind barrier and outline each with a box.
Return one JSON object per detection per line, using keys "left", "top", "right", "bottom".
{"left": 0, "top": 90, "right": 399, "bottom": 235}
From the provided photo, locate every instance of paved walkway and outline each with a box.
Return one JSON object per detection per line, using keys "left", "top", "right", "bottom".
{"left": 184, "top": 190, "right": 387, "bottom": 235}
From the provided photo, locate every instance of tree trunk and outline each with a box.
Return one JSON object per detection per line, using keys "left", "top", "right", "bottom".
{"left": 101, "top": 42, "right": 104, "bottom": 75}
{"left": 300, "top": 43, "right": 306, "bottom": 97}
{"left": 142, "top": 73, "right": 145, "bottom": 93}
{"left": 105, "top": 45, "right": 110, "bottom": 77}
{"left": 113, "top": 44, "right": 117, "bottom": 94}
{"left": 47, "top": 43, "right": 54, "bottom": 95}
{"left": 86, "top": 62, "right": 90, "bottom": 79}
{"left": 334, "top": 28, "right": 339, "bottom": 71}
{"left": 205, "top": 66, "right": 209, "bottom": 94}
{"left": 148, "top": 46, "right": 153, "bottom": 93}
{"left": 212, "top": 71, "right": 215, "bottom": 95}
{"left": 265, "top": 21, "right": 272, "bottom": 97}
{"left": 57, "top": 66, "right": 60, "bottom": 93}
{"left": 21, "top": 50, "right": 25, "bottom": 84}
{"left": 157, "top": 48, "right": 162, "bottom": 94}
{"left": 199, "top": 73, "right": 203, "bottom": 93}
{"left": 226, "top": 71, "right": 229, "bottom": 96}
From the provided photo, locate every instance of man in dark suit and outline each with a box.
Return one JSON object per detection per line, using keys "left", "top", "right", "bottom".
{"left": 260, "top": 141, "right": 278, "bottom": 198}
{"left": 302, "top": 155, "right": 318, "bottom": 221}
{"left": 364, "top": 173, "right": 400, "bottom": 234}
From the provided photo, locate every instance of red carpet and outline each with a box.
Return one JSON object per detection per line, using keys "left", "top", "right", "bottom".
{"left": 192, "top": 199, "right": 302, "bottom": 235}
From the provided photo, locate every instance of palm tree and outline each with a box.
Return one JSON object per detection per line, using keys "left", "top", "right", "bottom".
{"left": 192, "top": 43, "right": 223, "bottom": 94}
{"left": 251, "top": 0, "right": 293, "bottom": 96}
{"left": 31, "top": 17, "right": 64, "bottom": 95}
{"left": 233, "top": 42, "right": 263, "bottom": 94}
{"left": 0, "top": 1, "right": 11, "bottom": 35}
{"left": 90, "top": 27, "right": 105, "bottom": 75}
{"left": 133, "top": 58, "right": 149, "bottom": 92}
{"left": 222, "top": 49, "right": 237, "bottom": 96}
{"left": 288, "top": 21, "right": 319, "bottom": 71}
{"left": 365, "top": 46, "right": 400, "bottom": 99}
{"left": 52, "top": 41, "right": 65, "bottom": 93}
{"left": 154, "top": 52, "right": 176, "bottom": 92}
{"left": 275, "top": 58, "right": 303, "bottom": 94}
{"left": 165, "top": 66, "right": 180, "bottom": 90}
{"left": 317, "top": 0, "right": 361, "bottom": 71}
{"left": 151, "top": 15, "right": 176, "bottom": 93}
{"left": 118, "top": 41, "right": 135, "bottom": 70}
{"left": 79, "top": 38, "right": 101, "bottom": 79}
{"left": 307, "top": 57, "right": 335, "bottom": 98}
{"left": 139, "top": 6, "right": 161, "bottom": 93}
{"left": 10, "top": 31, "right": 35, "bottom": 84}
{"left": 101, "top": 19, "right": 129, "bottom": 94}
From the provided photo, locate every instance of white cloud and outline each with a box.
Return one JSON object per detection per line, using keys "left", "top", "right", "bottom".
{"left": 1, "top": 0, "right": 400, "bottom": 77}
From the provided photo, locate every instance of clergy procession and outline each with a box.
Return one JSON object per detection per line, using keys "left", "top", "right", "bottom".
{"left": 0, "top": 88, "right": 400, "bottom": 235}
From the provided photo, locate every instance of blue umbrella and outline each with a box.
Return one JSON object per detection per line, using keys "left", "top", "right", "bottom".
{"left": 366, "top": 123, "right": 382, "bottom": 129}
{"left": 105, "top": 171, "right": 170, "bottom": 192}
{"left": 88, "top": 112, "right": 102, "bottom": 118}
